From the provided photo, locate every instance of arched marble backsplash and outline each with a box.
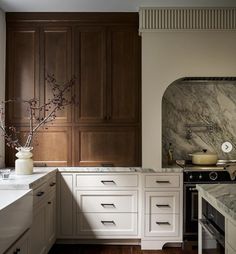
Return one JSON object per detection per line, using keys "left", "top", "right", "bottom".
{"left": 162, "top": 79, "right": 236, "bottom": 166}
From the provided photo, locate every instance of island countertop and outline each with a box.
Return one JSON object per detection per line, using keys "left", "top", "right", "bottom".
{"left": 197, "top": 184, "right": 236, "bottom": 222}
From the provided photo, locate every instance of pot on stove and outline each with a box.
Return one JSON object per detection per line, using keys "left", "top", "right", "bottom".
{"left": 189, "top": 149, "right": 218, "bottom": 165}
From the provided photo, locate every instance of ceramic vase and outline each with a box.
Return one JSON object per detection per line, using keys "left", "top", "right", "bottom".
{"left": 15, "top": 147, "right": 33, "bottom": 175}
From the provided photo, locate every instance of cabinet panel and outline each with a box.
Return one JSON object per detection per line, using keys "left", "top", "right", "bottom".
{"left": 6, "top": 127, "right": 72, "bottom": 167}
{"left": 58, "top": 173, "right": 74, "bottom": 237}
{"left": 77, "top": 212, "right": 138, "bottom": 237}
{"left": 74, "top": 27, "right": 106, "bottom": 123}
{"left": 108, "top": 27, "right": 140, "bottom": 123}
{"left": 43, "top": 27, "right": 72, "bottom": 123}
{"left": 76, "top": 190, "right": 137, "bottom": 213}
{"left": 7, "top": 28, "right": 39, "bottom": 124}
{"left": 74, "top": 126, "right": 140, "bottom": 166}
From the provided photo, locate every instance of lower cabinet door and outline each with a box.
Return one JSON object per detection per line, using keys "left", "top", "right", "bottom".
{"left": 45, "top": 193, "right": 56, "bottom": 251}
{"left": 30, "top": 205, "right": 46, "bottom": 254}
{"left": 77, "top": 213, "right": 138, "bottom": 237}
{"left": 145, "top": 214, "right": 179, "bottom": 237}
{"left": 5, "top": 230, "right": 30, "bottom": 254}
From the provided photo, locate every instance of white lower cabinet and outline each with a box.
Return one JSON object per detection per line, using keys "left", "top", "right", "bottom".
{"left": 30, "top": 175, "right": 56, "bottom": 254}
{"left": 141, "top": 173, "right": 183, "bottom": 250}
{"left": 57, "top": 171, "right": 183, "bottom": 249}
{"left": 5, "top": 230, "right": 30, "bottom": 254}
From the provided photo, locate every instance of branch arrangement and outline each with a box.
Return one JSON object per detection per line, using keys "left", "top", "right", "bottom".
{"left": 0, "top": 75, "right": 76, "bottom": 149}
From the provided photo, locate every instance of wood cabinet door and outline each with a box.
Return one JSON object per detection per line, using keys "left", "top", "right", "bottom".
{"left": 43, "top": 27, "right": 72, "bottom": 123}
{"left": 74, "top": 26, "right": 107, "bottom": 123}
{"left": 74, "top": 126, "right": 141, "bottom": 166}
{"left": 5, "top": 126, "right": 72, "bottom": 166}
{"left": 7, "top": 27, "right": 40, "bottom": 124}
{"left": 107, "top": 26, "right": 141, "bottom": 123}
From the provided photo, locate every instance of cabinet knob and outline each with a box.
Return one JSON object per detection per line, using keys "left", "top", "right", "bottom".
{"left": 50, "top": 182, "right": 56, "bottom": 187}
{"left": 48, "top": 201, "right": 52, "bottom": 204}
{"left": 36, "top": 191, "right": 45, "bottom": 197}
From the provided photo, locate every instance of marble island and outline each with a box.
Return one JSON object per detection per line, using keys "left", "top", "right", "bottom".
{"left": 197, "top": 184, "right": 236, "bottom": 222}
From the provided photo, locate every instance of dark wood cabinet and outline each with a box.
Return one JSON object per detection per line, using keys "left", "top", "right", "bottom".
{"left": 74, "top": 26, "right": 106, "bottom": 123}
{"left": 7, "top": 27, "right": 40, "bottom": 124}
{"left": 6, "top": 13, "right": 141, "bottom": 167}
{"left": 74, "top": 126, "right": 140, "bottom": 166}
{"left": 43, "top": 27, "right": 72, "bottom": 124}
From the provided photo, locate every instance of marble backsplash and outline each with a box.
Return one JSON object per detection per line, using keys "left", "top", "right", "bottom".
{"left": 162, "top": 80, "right": 236, "bottom": 166}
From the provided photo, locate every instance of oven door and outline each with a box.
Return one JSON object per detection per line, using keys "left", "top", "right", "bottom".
{"left": 184, "top": 184, "right": 198, "bottom": 239}
{"left": 199, "top": 218, "right": 225, "bottom": 254}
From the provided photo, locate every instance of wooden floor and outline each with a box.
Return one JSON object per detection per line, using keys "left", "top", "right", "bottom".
{"left": 49, "top": 245, "right": 198, "bottom": 254}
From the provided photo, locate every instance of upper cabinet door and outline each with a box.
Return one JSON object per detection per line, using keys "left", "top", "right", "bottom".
{"left": 107, "top": 26, "right": 141, "bottom": 123}
{"left": 43, "top": 27, "right": 72, "bottom": 124}
{"left": 7, "top": 28, "right": 40, "bottom": 124}
{"left": 74, "top": 27, "right": 107, "bottom": 123}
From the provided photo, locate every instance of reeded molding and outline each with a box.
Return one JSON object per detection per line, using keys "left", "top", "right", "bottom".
{"left": 139, "top": 7, "right": 236, "bottom": 32}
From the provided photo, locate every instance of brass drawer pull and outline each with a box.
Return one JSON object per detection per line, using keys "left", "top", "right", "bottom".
{"left": 101, "top": 220, "right": 116, "bottom": 225}
{"left": 101, "top": 203, "right": 116, "bottom": 208}
{"left": 101, "top": 180, "right": 116, "bottom": 185}
{"left": 156, "top": 180, "right": 170, "bottom": 184}
{"left": 156, "top": 221, "right": 170, "bottom": 225}
{"left": 36, "top": 191, "right": 45, "bottom": 197}
{"left": 156, "top": 204, "right": 170, "bottom": 208}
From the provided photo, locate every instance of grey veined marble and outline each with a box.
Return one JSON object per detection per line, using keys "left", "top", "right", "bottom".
{"left": 162, "top": 81, "right": 236, "bottom": 166}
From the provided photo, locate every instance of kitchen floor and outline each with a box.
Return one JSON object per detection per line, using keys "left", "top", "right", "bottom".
{"left": 49, "top": 245, "right": 198, "bottom": 254}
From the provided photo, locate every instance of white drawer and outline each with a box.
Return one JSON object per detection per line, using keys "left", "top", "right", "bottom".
{"left": 145, "top": 214, "right": 179, "bottom": 237}
{"left": 77, "top": 213, "right": 138, "bottom": 236}
{"left": 33, "top": 182, "right": 48, "bottom": 207}
{"left": 47, "top": 175, "right": 56, "bottom": 193}
{"left": 145, "top": 175, "right": 180, "bottom": 188}
{"left": 145, "top": 191, "right": 179, "bottom": 214}
{"left": 76, "top": 174, "right": 138, "bottom": 188}
{"left": 227, "top": 219, "right": 236, "bottom": 251}
{"left": 76, "top": 190, "right": 137, "bottom": 213}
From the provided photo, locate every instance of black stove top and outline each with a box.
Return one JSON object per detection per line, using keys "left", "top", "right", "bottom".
{"left": 176, "top": 160, "right": 236, "bottom": 183}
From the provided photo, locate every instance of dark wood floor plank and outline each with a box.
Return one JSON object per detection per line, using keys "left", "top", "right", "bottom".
{"left": 48, "top": 245, "right": 198, "bottom": 254}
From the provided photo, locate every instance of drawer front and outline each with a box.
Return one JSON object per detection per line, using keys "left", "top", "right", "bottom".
{"left": 47, "top": 175, "right": 56, "bottom": 193}
{"left": 77, "top": 213, "right": 138, "bottom": 236}
{"left": 76, "top": 174, "right": 138, "bottom": 188}
{"left": 145, "top": 191, "right": 179, "bottom": 214}
{"left": 33, "top": 182, "right": 48, "bottom": 207}
{"left": 227, "top": 220, "right": 236, "bottom": 251}
{"left": 145, "top": 175, "right": 180, "bottom": 188}
{"left": 145, "top": 214, "right": 179, "bottom": 237}
{"left": 76, "top": 191, "right": 137, "bottom": 213}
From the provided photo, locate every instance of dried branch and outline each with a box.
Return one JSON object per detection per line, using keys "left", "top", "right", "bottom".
{"left": 0, "top": 74, "right": 76, "bottom": 149}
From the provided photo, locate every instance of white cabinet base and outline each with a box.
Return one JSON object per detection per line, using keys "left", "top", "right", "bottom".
{"left": 141, "top": 240, "right": 182, "bottom": 250}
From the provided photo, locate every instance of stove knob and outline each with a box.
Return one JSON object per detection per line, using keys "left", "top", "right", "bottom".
{"left": 199, "top": 174, "right": 202, "bottom": 180}
{"left": 189, "top": 174, "right": 193, "bottom": 180}
{"left": 209, "top": 171, "right": 218, "bottom": 181}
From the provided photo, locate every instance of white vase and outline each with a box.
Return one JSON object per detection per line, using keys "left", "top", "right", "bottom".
{"left": 15, "top": 147, "right": 33, "bottom": 175}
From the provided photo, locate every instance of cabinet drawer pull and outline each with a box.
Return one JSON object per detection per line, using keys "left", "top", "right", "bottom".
{"left": 155, "top": 180, "right": 170, "bottom": 184}
{"left": 48, "top": 201, "right": 52, "bottom": 204}
{"left": 101, "top": 220, "right": 116, "bottom": 225}
{"left": 101, "top": 180, "right": 116, "bottom": 185}
{"left": 50, "top": 182, "right": 56, "bottom": 187}
{"left": 156, "top": 204, "right": 170, "bottom": 208}
{"left": 156, "top": 221, "right": 170, "bottom": 225}
{"left": 36, "top": 191, "right": 45, "bottom": 197}
{"left": 101, "top": 203, "right": 116, "bottom": 208}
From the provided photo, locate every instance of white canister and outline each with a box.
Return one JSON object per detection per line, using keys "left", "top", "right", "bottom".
{"left": 15, "top": 147, "right": 33, "bottom": 175}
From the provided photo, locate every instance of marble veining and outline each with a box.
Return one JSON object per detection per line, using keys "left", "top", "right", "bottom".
{"left": 162, "top": 81, "right": 236, "bottom": 166}
{"left": 197, "top": 184, "right": 236, "bottom": 222}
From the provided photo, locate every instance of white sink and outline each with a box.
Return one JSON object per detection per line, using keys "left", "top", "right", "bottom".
{"left": 0, "top": 189, "right": 33, "bottom": 254}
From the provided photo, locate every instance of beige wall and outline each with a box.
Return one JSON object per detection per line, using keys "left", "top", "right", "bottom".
{"left": 142, "top": 31, "right": 236, "bottom": 169}
{"left": 0, "top": 9, "right": 5, "bottom": 167}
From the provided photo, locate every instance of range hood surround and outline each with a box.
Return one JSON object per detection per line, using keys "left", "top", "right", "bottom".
{"left": 140, "top": 7, "right": 236, "bottom": 169}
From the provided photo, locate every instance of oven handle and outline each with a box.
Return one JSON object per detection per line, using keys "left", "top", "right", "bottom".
{"left": 199, "top": 219, "right": 225, "bottom": 247}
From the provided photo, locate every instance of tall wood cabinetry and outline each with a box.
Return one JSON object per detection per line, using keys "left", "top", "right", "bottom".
{"left": 6, "top": 13, "right": 141, "bottom": 166}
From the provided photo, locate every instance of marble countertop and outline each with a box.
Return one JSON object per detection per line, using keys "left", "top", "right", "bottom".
{"left": 0, "top": 167, "right": 57, "bottom": 189}
{"left": 197, "top": 184, "right": 236, "bottom": 222}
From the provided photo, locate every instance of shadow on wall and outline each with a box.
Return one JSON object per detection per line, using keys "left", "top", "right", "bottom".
{"left": 162, "top": 77, "right": 236, "bottom": 166}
